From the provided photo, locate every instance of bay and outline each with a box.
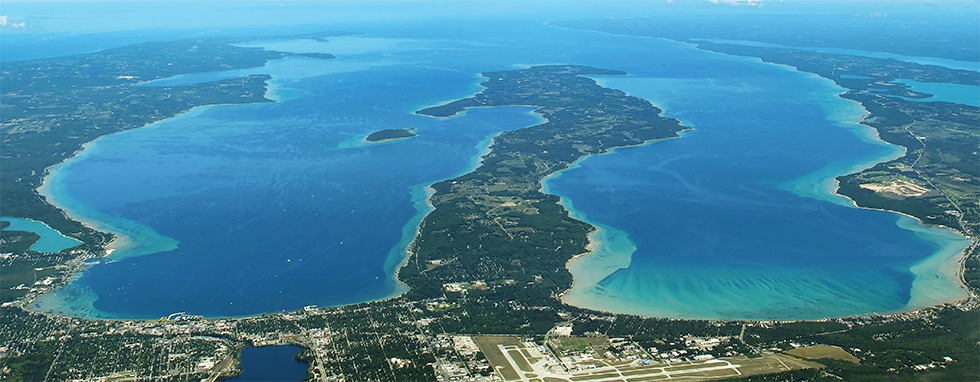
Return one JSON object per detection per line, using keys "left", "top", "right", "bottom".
{"left": 27, "top": 21, "right": 970, "bottom": 320}
{"left": 0, "top": 217, "right": 82, "bottom": 254}
{"left": 553, "top": 45, "right": 969, "bottom": 319}
{"left": 897, "top": 79, "right": 980, "bottom": 107}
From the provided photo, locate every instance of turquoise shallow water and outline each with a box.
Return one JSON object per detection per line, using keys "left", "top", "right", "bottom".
{"left": 0, "top": 217, "right": 82, "bottom": 253}
{"left": 556, "top": 57, "right": 969, "bottom": 319}
{"left": 896, "top": 79, "right": 980, "bottom": 107}
{"left": 19, "top": 20, "right": 971, "bottom": 320}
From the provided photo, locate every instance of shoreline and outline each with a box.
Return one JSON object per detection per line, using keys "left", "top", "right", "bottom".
{"left": 393, "top": 107, "right": 546, "bottom": 292}
{"left": 543, "top": 129, "right": 691, "bottom": 304}
{"left": 34, "top": 108, "right": 214, "bottom": 259}
{"left": 363, "top": 135, "right": 415, "bottom": 144}
{"left": 781, "top": 55, "right": 976, "bottom": 309}
{"left": 832, "top": 178, "right": 974, "bottom": 308}
{"left": 0, "top": 216, "right": 83, "bottom": 253}
{"left": 543, "top": 36, "right": 974, "bottom": 320}
{"left": 20, "top": 40, "right": 973, "bottom": 325}
{"left": 36, "top": 138, "right": 147, "bottom": 260}
{"left": 725, "top": 43, "right": 976, "bottom": 311}
{"left": 27, "top": 88, "right": 546, "bottom": 321}
{"left": 777, "top": 73, "right": 974, "bottom": 309}
{"left": 412, "top": 73, "right": 489, "bottom": 119}
{"left": 27, "top": 99, "right": 278, "bottom": 320}
{"left": 687, "top": 36, "right": 976, "bottom": 315}
{"left": 362, "top": 129, "right": 418, "bottom": 145}
{"left": 390, "top": 106, "right": 548, "bottom": 306}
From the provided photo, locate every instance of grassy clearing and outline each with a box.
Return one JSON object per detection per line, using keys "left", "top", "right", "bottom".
{"left": 785, "top": 345, "right": 859, "bottom": 364}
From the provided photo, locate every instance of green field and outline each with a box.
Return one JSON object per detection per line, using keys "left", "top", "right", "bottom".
{"left": 785, "top": 345, "right": 860, "bottom": 364}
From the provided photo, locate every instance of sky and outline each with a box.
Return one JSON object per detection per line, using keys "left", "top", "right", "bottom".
{"left": 2, "top": 0, "right": 976, "bottom": 35}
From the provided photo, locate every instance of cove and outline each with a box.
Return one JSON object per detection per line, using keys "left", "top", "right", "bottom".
{"left": 0, "top": 217, "right": 82, "bottom": 253}
{"left": 896, "top": 79, "right": 980, "bottom": 107}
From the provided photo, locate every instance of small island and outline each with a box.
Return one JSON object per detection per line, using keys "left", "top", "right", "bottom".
{"left": 365, "top": 128, "right": 417, "bottom": 142}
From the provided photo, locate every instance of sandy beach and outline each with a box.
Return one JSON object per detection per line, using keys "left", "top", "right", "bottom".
{"left": 551, "top": 61, "right": 974, "bottom": 320}
{"left": 36, "top": 119, "right": 184, "bottom": 263}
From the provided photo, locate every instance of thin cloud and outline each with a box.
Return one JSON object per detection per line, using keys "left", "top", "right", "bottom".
{"left": 0, "top": 15, "right": 27, "bottom": 28}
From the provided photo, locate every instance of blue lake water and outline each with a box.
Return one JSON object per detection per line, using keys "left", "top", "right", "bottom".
{"left": 24, "top": 20, "right": 971, "bottom": 320}
{"left": 553, "top": 56, "right": 970, "bottom": 319}
{"left": 227, "top": 345, "right": 307, "bottom": 382}
{"left": 897, "top": 79, "right": 980, "bottom": 107}
{"left": 0, "top": 217, "right": 82, "bottom": 253}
